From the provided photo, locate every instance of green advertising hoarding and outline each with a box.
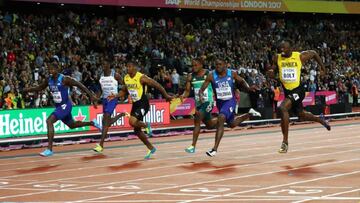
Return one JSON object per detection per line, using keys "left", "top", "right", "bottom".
{"left": 0, "top": 106, "right": 90, "bottom": 139}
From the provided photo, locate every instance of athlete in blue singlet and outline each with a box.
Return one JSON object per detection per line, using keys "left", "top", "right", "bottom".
{"left": 23, "top": 60, "right": 101, "bottom": 157}
{"left": 199, "top": 58, "right": 261, "bottom": 157}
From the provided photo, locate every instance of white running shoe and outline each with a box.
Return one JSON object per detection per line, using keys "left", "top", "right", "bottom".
{"left": 206, "top": 149, "right": 217, "bottom": 157}
{"left": 248, "top": 108, "right": 261, "bottom": 117}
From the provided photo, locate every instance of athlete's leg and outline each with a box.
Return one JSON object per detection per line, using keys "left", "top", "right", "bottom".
{"left": 298, "top": 110, "right": 331, "bottom": 130}
{"left": 212, "top": 113, "right": 226, "bottom": 151}
{"left": 46, "top": 114, "right": 58, "bottom": 151}
{"left": 191, "top": 111, "right": 202, "bottom": 148}
{"left": 67, "top": 120, "right": 94, "bottom": 129}
{"left": 278, "top": 98, "right": 292, "bottom": 153}
{"left": 228, "top": 113, "right": 250, "bottom": 128}
{"left": 130, "top": 116, "right": 154, "bottom": 150}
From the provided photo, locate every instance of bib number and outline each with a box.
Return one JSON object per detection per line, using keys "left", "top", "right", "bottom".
{"left": 282, "top": 68, "right": 297, "bottom": 82}
{"left": 128, "top": 89, "right": 140, "bottom": 101}
{"left": 216, "top": 87, "right": 232, "bottom": 100}
{"left": 52, "top": 91, "right": 62, "bottom": 103}
{"left": 194, "top": 88, "right": 208, "bottom": 102}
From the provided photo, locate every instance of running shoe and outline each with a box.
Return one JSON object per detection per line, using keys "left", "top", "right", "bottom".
{"left": 144, "top": 147, "right": 157, "bottom": 159}
{"left": 320, "top": 113, "right": 331, "bottom": 131}
{"left": 92, "top": 119, "right": 102, "bottom": 132}
{"left": 185, "top": 145, "right": 196, "bottom": 153}
{"left": 145, "top": 122, "right": 153, "bottom": 137}
{"left": 206, "top": 149, "right": 217, "bottom": 157}
{"left": 248, "top": 108, "right": 262, "bottom": 117}
{"left": 39, "top": 149, "right": 53, "bottom": 157}
{"left": 278, "top": 142, "right": 288, "bottom": 153}
{"left": 93, "top": 144, "right": 103, "bottom": 153}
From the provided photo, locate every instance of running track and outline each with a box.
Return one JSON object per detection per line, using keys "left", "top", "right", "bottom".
{"left": 0, "top": 119, "right": 360, "bottom": 202}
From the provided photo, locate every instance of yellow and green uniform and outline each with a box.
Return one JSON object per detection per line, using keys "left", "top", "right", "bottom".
{"left": 277, "top": 51, "right": 302, "bottom": 91}
{"left": 124, "top": 72, "right": 149, "bottom": 120}
{"left": 191, "top": 70, "right": 214, "bottom": 121}
{"left": 277, "top": 51, "right": 305, "bottom": 115}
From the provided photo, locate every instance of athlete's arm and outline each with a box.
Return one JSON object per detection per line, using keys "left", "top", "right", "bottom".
{"left": 180, "top": 73, "right": 192, "bottom": 101}
{"left": 199, "top": 73, "right": 213, "bottom": 102}
{"left": 233, "top": 71, "right": 257, "bottom": 93}
{"left": 301, "top": 50, "right": 326, "bottom": 76}
{"left": 117, "top": 78, "right": 128, "bottom": 101}
{"left": 23, "top": 79, "right": 48, "bottom": 93}
{"left": 141, "top": 75, "right": 173, "bottom": 101}
{"left": 63, "top": 76, "right": 98, "bottom": 103}
{"left": 266, "top": 55, "right": 278, "bottom": 79}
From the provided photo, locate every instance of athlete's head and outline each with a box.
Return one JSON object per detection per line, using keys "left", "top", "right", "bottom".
{"left": 103, "top": 60, "right": 111, "bottom": 72}
{"left": 192, "top": 58, "right": 203, "bottom": 73}
{"left": 215, "top": 58, "right": 226, "bottom": 74}
{"left": 48, "top": 58, "right": 60, "bottom": 78}
{"left": 279, "top": 40, "right": 292, "bottom": 57}
{"left": 126, "top": 61, "right": 137, "bottom": 76}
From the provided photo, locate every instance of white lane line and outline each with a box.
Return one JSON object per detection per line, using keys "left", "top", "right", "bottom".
{"left": 70, "top": 150, "right": 360, "bottom": 202}
{"left": 3, "top": 129, "right": 357, "bottom": 180}
{"left": 291, "top": 187, "right": 360, "bottom": 203}
{"left": 1, "top": 126, "right": 354, "bottom": 201}
{"left": 181, "top": 162, "right": 360, "bottom": 203}
{"left": 4, "top": 138, "right": 360, "bottom": 192}
{"left": 290, "top": 186, "right": 353, "bottom": 189}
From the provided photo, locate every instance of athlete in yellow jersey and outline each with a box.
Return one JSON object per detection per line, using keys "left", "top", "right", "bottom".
{"left": 118, "top": 61, "right": 173, "bottom": 159}
{"left": 269, "top": 40, "right": 331, "bottom": 153}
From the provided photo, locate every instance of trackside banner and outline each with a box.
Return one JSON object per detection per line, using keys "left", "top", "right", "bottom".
{"left": 15, "top": 0, "right": 360, "bottom": 14}
{"left": 0, "top": 101, "right": 170, "bottom": 139}
{"left": 0, "top": 106, "right": 90, "bottom": 139}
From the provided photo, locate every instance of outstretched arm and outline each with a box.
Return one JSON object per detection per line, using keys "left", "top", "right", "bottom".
{"left": 233, "top": 71, "right": 257, "bottom": 93}
{"left": 266, "top": 55, "right": 278, "bottom": 79}
{"left": 23, "top": 79, "right": 48, "bottom": 93}
{"left": 141, "top": 75, "right": 173, "bottom": 101}
{"left": 198, "top": 73, "right": 213, "bottom": 102}
{"left": 180, "top": 73, "right": 192, "bottom": 101}
{"left": 63, "top": 76, "right": 97, "bottom": 102}
{"left": 301, "top": 50, "right": 326, "bottom": 76}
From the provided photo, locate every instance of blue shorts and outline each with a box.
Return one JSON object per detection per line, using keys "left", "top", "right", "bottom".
{"left": 52, "top": 101, "right": 74, "bottom": 126}
{"left": 217, "top": 99, "right": 236, "bottom": 124}
{"left": 102, "top": 98, "right": 118, "bottom": 114}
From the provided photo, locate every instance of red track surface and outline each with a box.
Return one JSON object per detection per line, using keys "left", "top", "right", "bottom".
{"left": 1, "top": 119, "right": 360, "bottom": 202}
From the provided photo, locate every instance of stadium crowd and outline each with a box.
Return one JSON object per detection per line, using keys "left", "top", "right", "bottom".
{"left": 0, "top": 8, "right": 359, "bottom": 109}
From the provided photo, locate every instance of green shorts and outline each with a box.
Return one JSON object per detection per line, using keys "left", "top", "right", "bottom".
{"left": 196, "top": 102, "right": 214, "bottom": 122}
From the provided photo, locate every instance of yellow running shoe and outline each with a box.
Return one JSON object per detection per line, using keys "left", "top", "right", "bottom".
{"left": 93, "top": 144, "right": 103, "bottom": 153}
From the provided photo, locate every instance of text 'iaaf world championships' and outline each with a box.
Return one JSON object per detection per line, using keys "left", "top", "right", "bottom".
{"left": 183, "top": 0, "right": 282, "bottom": 9}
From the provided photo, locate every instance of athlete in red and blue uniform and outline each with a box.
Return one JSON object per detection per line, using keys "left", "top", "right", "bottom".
{"left": 23, "top": 60, "right": 101, "bottom": 157}
{"left": 199, "top": 58, "right": 261, "bottom": 157}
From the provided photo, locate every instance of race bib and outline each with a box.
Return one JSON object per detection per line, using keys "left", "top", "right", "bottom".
{"left": 52, "top": 91, "right": 62, "bottom": 103}
{"left": 216, "top": 87, "right": 232, "bottom": 100}
{"left": 128, "top": 89, "right": 140, "bottom": 101}
{"left": 282, "top": 68, "right": 297, "bottom": 82}
{"left": 194, "top": 88, "right": 208, "bottom": 102}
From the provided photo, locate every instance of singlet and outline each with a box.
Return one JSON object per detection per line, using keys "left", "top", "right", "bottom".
{"left": 191, "top": 70, "right": 214, "bottom": 106}
{"left": 100, "top": 69, "right": 118, "bottom": 99}
{"left": 212, "top": 69, "right": 235, "bottom": 101}
{"left": 48, "top": 74, "right": 70, "bottom": 106}
{"left": 277, "top": 52, "right": 302, "bottom": 91}
{"left": 124, "top": 72, "right": 145, "bottom": 102}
